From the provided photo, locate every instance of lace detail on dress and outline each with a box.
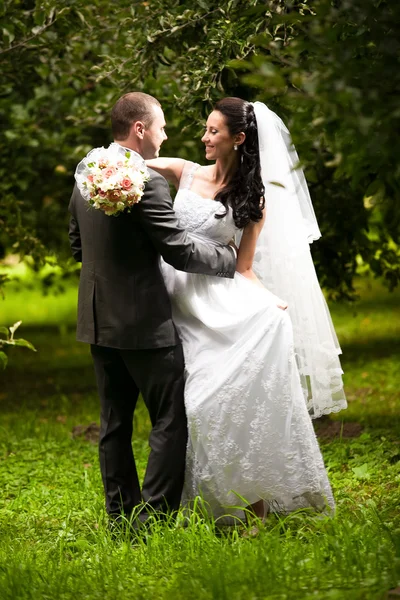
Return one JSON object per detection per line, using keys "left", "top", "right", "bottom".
{"left": 174, "top": 161, "right": 239, "bottom": 245}
{"left": 181, "top": 307, "right": 334, "bottom": 519}
{"left": 179, "top": 160, "right": 200, "bottom": 190}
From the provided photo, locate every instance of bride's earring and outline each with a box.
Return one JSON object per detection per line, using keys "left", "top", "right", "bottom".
{"left": 234, "top": 144, "right": 238, "bottom": 151}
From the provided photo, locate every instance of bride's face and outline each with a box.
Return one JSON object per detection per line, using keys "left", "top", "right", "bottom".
{"left": 202, "top": 111, "right": 236, "bottom": 161}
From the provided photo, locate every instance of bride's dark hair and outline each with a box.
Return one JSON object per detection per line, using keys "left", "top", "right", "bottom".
{"left": 213, "top": 97, "right": 265, "bottom": 229}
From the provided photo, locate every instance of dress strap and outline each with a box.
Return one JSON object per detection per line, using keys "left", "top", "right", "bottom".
{"left": 179, "top": 161, "right": 200, "bottom": 191}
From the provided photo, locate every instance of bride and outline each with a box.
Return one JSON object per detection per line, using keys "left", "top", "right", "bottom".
{"left": 147, "top": 97, "right": 346, "bottom": 521}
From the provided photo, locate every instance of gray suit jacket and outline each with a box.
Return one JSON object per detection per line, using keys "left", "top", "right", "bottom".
{"left": 68, "top": 168, "right": 236, "bottom": 349}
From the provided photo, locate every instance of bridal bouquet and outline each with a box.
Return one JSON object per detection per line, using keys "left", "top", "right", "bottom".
{"left": 74, "top": 143, "right": 150, "bottom": 216}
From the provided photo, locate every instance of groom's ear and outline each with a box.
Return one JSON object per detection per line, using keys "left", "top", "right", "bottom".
{"left": 132, "top": 120, "right": 145, "bottom": 139}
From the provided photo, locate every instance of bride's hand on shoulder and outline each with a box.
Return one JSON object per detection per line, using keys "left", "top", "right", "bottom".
{"left": 276, "top": 299, "right": 288, "bottom": 311}
{"left": 145, "top": 158, "right": 185, "bottom": 189}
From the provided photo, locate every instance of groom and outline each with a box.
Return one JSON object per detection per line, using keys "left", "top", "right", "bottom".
{"left": 68, "top": 92, "right": 236, "bottom": 527}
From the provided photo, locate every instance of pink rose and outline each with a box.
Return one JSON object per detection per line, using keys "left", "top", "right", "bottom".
{"left": 87, "top": 174, "right": 94, "bottom": 183}
{"left": 98, "top": 190, "right": 107, "bottom": 197}
{"left": 103, "top": 167, "right": 116, "bottom": 178}
{"left": 121, "top": 178, "right": 132, "bottom": 190}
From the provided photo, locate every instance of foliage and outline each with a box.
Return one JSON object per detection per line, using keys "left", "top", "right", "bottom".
{"left": 232, "top": 0, "right": 400, "bottom": 298}
{"left": 1, "top": 0, "right": 399, "bottom": 299}
{"left": 0, "top": 320, "right": 36, "bottom": 370}
{"left": 0, "top": 0, "right": 121, "bottom": 280}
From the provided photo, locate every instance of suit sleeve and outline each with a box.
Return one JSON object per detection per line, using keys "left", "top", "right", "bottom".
{"left": 137, "top": 172, "right": 236, "bottom": 278}
{"left": 68, "top": 187, "right": 82, "bottom": 263}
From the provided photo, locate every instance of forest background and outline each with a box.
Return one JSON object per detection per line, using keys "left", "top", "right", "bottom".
{"left": 1, "top": 0, "right": 399, "bottom": 300}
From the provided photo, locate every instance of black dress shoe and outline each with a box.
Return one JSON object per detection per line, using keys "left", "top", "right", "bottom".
{"left": 108, "top": 513, "right": 134, "bottom": 538}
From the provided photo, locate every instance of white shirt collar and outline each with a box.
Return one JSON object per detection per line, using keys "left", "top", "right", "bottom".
{"left": 110, "top": 142, "right": 145, "bottom": 166}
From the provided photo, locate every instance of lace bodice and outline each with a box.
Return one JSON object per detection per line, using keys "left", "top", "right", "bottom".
{"left": 174, "top": 162, "right": 238, "bottom": 244}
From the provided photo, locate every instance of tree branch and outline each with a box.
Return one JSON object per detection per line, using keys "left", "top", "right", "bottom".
{"left": 0, "top": 7, "right": 70, "bottom": 56}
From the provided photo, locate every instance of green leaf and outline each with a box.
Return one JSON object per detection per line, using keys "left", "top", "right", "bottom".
{"left": 2, "top": 27, "right": 15, "bottom": 45}
{"left": 12, "top": 339, "right": 37, "bottom": 352}
{"left": 226, "top": 59, "right": 252, "bottom": 70}
{"left": 75, "top": 10, "right": 87, "bottom": 25}
{"left": 352, "top": 463, "right": 371, "bottom": 479}
{"left": 31, "top": 25, "right": 44, "bottom": 35}
{"left": 0, "top": 327, "right": 9, "bottom": 337}
{"left": 0, "top": 351, "right": 7, "bottom": 370}
{"left": 9, "top": 321, "right": 22, "bottom": 339}
{"left": 268, "top": 181, "right": 286, "bottom": 188}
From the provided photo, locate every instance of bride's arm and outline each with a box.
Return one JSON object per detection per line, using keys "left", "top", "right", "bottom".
{"left": 145, "top": 158, "right": 185, "bottom": 190}
{"left": 236, "top": 209, "right": 266, "bottom": 288}
{"left": 237, "top": 210, "right": 288, "bottom": 308}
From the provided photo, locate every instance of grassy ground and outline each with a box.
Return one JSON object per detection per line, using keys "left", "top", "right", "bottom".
{"left": 0, "top": 274, "right": 399, "bottom": 599}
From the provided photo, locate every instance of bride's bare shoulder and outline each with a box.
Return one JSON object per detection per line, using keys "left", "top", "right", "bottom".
{"left": 194, "top": 164, "right": 215, "bottom": 182}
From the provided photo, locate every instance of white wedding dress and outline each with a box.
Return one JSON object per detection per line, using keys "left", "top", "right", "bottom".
{"left": 161, "top": 162, "right": 335, "bottom": 520}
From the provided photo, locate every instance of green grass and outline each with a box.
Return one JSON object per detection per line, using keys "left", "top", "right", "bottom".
{"left": 0, "top": 274, "right": 399, "bottom": 599}
{"left": 0, "top": 262, "right": 78, "bottom": 328}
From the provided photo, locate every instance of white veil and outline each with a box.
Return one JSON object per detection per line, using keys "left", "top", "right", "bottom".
{"left": 251, "top": 102, "right": 347, "bottom": 418}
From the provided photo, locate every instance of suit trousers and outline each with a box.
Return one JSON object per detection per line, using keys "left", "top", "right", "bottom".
{"left": 90, "top": 343, "right": 187, "bottom": 518}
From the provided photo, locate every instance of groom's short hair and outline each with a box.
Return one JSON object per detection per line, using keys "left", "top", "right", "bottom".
{"left": 111, "top": 92, "right": 161, "bottom": 140}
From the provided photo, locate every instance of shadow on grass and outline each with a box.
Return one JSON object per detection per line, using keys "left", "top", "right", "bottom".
{"left": 1, "top": 326, "right": 151, "bottom": 440}
{"left": 317, "top": 414, "right": 400, "bottom": 437}
{"left": 1, "top": 326, "right": 96, "bottom": 411}
{"left": 342, "top": 337, "right": 400, "bottom": 362}
{"left": 2, "top": 324, "right": 399, "bottom": 436}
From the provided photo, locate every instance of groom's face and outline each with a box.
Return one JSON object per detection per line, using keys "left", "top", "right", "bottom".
{"left": 142, "top": 105, "right": 168, "bottom": 159}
